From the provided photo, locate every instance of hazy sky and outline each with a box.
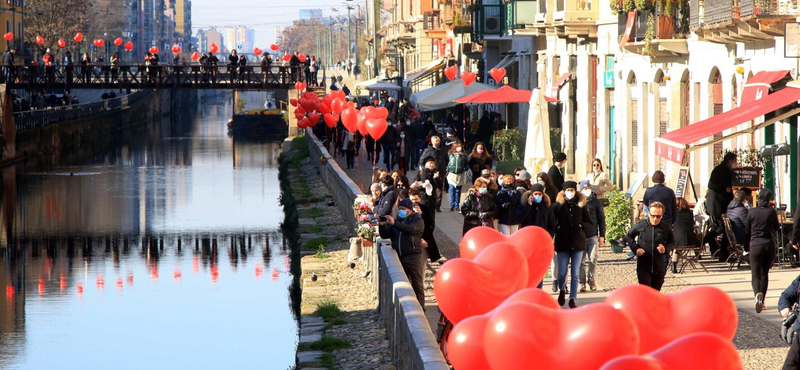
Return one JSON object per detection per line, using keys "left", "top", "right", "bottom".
{"left": 190, "top": 0, "right": 347, "bottom": 46}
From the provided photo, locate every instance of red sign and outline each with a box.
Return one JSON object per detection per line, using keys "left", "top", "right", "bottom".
{"left": 655, "top": 139, "right": 685, "bottom": 164}
{"left": 619, "top": 11, "right": 636, "bottom": 49}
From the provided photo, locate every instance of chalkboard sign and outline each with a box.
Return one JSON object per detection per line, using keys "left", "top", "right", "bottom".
{"left": 675, "top": 167, "right": 689, "bottom": 199}
{"left": 732, "top": 167, "right": 762, "bottom": 189}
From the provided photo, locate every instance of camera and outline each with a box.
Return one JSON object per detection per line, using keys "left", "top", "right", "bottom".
{"left": 379, "top": 216, "right": 387, "bottom": 222}
{"left": 782, "top": 310, "right": 798, "bottom": 344}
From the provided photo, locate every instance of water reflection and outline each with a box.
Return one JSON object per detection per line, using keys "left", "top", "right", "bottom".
{"left": 0, "top": 92, "right": 297, "bottom": 369}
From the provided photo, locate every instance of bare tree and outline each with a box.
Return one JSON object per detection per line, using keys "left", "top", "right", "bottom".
{"left": 24, "top": 0, "right": 89, "bottom": 57}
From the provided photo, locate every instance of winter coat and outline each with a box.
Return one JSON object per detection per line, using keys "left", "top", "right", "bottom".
{"left": 447, "top": 152, "right": 468, "bottom": 174}
{"left": 673, "top": 209, "right": 700, "bottom": 247}
{"left": 707, "top": 163, "right": 733, "bottom": 218}
{"left": 468, "top": 155, "right": 492, "bottom": 182}
{"left": 375, "top": 186, "right": 398, "bottom": 217}
{"left": 517, "top": 192, "right": 557, "bottom": 237}
{"left": 415, "top": 168, "right": 443, "bottom": 208}
{"left": 584, "top": 192, "right": 606, "bottom": 239}
{"left": 547, "top": 164, "right": 565, "bottom": 191}
{"left": 747, "top": 188, "right": 779, "bottom": 247}
{"left": 626, "top": 219, "right": 675, "bottom": 274}
{"left": 461, "top": 190, "right": 497, "bottom": 233}
{"left": 380, "top": 125, "right": 398, "bottom": 146}
{"left": 419, "top": 144, "right": 448, "bottom": 172}
{"left": 378, "top": 212, "right": 425, "bottom": 256}
{"left": 552, "top": 191, "right": 593, "bottom": 253}
{"left": 585, "top": 171, "right": 613, "bottom": 198}
{"left": 643, "top": 184, "right": 677, "bottom": 224}
{"left": 495, "top": 187, "right": 521, "bottom": 226}
{"left": 778, "top": 275, "right": 800, "bottom": 333}
{"left": 725, "top": 201, "right": 749, "bottom": 245}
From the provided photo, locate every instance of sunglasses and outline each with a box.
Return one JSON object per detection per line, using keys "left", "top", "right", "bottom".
{"left": 649, "top": 214, "right": 663, "bottom": 219}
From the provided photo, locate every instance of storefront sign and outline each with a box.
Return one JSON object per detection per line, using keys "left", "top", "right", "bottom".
{"left": 604, "top": 71, "right": 614, "bottom": 88}
{"left": 786, "top": 23, "right": 800, "bottom": 58}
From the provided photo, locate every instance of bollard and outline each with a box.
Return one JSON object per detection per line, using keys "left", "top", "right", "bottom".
{"left": 348, "top": 237, "right": 363, "bottom": 261}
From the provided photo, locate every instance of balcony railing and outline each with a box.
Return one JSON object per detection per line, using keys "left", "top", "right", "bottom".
{"left": 619, "top": 9, "right": 689, "bottom": 42}
{"left": 471, "top": 3, "right": 507, "bottom": 39}
{"left": 553, "top": 0, "right": 597, "bottom": 22}
{"left": 692, "top": 0, "right": 797, "bottom": 29}
{"left": 423, "top": 10, "right": 442, "bottom": 30}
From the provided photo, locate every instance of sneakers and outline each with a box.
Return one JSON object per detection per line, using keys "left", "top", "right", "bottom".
{"left": 558, "top": 290, "right": 566, "bottom": 307}
{"left": 579, "top": 284, "right": 587, "bottom": 293}
{"left": 568, "top": 299, "right": 577, "bottom": 309}
{"left": 755, "top": 293, "right": 764, "bottom": 313}
{"left": 551, "top": 281, "right": 558, "bottom": 293}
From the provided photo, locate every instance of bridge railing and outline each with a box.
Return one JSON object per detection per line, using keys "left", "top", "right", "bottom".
{"left": 14, "top": 90, "right": 150, "bottom": 132}
{"left": 0, "top": 64, "right": 306, "bottom": 90}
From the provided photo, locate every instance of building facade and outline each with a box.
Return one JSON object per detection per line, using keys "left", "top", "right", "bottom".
{"left": 196, "top": 28, "right": 224, "bottom": 54}
{"left": 225, "top": 26, "right": 255, "bottom": 53}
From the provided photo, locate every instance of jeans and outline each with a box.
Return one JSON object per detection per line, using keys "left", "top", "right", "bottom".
{"left": 498, "top": 224, "right": 519, "bottom": 236}
{"left": 580, "top": 236, "right": 599, "bottom": 285}
{"left": 449, "top": 183, "right": 462, "bottom": 210}
{"left": 557, "top": 250, "right": 584, "bottom": 299}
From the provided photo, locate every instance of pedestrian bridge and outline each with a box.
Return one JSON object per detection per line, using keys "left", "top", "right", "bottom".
{"left": 2, "top": 64, "right": 299, "bottom": 90}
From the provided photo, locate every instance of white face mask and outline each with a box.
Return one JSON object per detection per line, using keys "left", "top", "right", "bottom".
{"left": 582, "top": 189, "right": 592, "bottom": 197}
{"left": 565, "top": 190, "right": 575, "bottom": 200}
{"left": 456, "top": 147, "right": 462, "bottom": 152}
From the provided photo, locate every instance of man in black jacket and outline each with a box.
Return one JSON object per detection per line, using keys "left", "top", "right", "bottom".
{"left": 380, "top": 120, "right": 398, "bottom": 170}
{"left": 747, "top": 188, "right": 780, "bottom": 313}
{"left": 579, "top": 180, "right": 606, "bottom": 292}
{"left": 548, "top": 152, "right": 567, "bottom": 191}
{"left": 374, "top": 175, "right": 398, "bottom": 217}
{"left": 627, "top": 201, "right": 675, "bottom": 291}
{"left": 379, "top": 198, "right": 426, "bottom": 308}
{"left": 419, "top": 135, "right": 448, "bottom": 212}
{"left": 409, "top": 189, "right": 441, "bottom": 263}
{"left": 779, "top": 275, "right": 800, "bottom": 369}
{"left": 707, "top": 152, "right": 737, "bottom": 260}
{"left": 642, "top": 171, "right": 677, "bottom": 224}
{"left": 2, "top": 48, "right": 14, "bottom": 83}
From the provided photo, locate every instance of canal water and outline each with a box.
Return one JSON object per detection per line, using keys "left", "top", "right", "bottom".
{"left": 0, "top": 92, "right": 298, "bottom": 369}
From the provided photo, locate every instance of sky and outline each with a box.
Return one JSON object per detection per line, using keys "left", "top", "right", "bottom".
{"left": 190, "top": 0, "right": 347, "bottom": 46}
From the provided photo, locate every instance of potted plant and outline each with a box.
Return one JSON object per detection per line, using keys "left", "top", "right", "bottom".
{"left": 605, "top": 188, "right": 634, "bottom": 253}
{"left": 493, "top": 128, "right": 525, "bottom": 175}
{"left": 356, "top": 222, "right": 377, "bottom": 247}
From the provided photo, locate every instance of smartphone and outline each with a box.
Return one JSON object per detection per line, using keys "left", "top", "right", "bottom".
{"left": 379, "top": 216, "right": 387, "bottom": 222}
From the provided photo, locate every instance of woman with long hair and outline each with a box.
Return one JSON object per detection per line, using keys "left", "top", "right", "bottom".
{"left": 585, "top": 158, "right": 614, "bottom": 198}
{"left": 537, "top": 172, "right": 559, "bottom": 204}
{"left": 446, "top": 141, "right": 468, "bottom": 211}
{"left": 468, "top": 142, "right": 492, "bottom": 182}
{"left": 460, "top": 178, "right": 497, "bottom": 235}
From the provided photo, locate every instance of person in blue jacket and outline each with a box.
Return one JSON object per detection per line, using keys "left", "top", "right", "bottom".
{"left": 779, "top": 275, "right": 800, "bottom": 369}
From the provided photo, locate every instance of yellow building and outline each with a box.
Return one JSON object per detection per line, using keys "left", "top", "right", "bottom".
{"left": 0, "top": 0, "right": 23, "bottom": 52}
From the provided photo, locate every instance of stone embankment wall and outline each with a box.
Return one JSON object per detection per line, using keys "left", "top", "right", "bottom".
{"left": 305, "top": 130, "right": 448, "bottom": 370}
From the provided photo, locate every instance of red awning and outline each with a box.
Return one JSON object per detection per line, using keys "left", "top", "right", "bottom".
{"left": 455, "top": 85, "right": 559, "bottom": 104}
{"left": 656, "top": 83, "right": 800, "bottom": 164}
{"left": 548, "top": 73, "right": 572, "bottom": 100}
{"left": 741, "top": 70, "right": 792, "bottom": 105}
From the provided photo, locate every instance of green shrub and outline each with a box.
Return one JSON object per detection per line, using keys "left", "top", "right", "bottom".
{"left": 314, "top": 299, "right": 343, "bottom": 321}
{"left": 297, "top": 335, "right": 351, "bottom": 351}
{"left": 605, "top": 188, "right": 634, "bottom": 241}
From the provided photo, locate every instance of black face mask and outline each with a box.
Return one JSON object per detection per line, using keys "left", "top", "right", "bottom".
{"left": 504, "top": 183, "right": 514, "bottom": 189}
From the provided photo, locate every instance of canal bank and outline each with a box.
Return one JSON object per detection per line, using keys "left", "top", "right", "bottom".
{"left": 282, "top": 134, "right": 393, "bottom": 370}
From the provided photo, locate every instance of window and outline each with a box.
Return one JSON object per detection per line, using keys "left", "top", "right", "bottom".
{"left": 605, "top": 55, "right": 614, "bottom": 72}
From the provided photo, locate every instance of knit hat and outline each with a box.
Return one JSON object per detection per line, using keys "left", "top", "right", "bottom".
{"left": 579, "top": 180, "right": 592, "bottom": 190}
{"left": 531, "top": 183, "right": 545, "bottom": 193}
{"left": 398, "top": 198, "right": 414, "bottom": 210}
{"left": 517, "top": 170, "right": 532, "bottom": 181}
{"left": 554, "top": 152, "right": 567, "bottom": 162}
{"left": 563, "top": 181, "right": 578, "bottom": 191}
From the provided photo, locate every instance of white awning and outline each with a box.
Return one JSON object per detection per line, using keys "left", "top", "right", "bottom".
{"left": 409, "top": 79, "right": 496, "bottom": 111}
{"left": 355, "top": 78, "right": 402, "bottom": 91}
{"left": 491, "top": 55, "right": 519, "bottom": 71}
{"left": 404, "top": 58, "right": 446, "bottom": 85}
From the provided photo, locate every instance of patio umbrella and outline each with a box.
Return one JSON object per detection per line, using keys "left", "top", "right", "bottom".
{"left": 524, "top": 88, "right": 553, "bottom": 173}
{"left": 409, "top": 79, "right": 495, "bottom": 111}
{"left": 355, "top": 78, "right": 401, "bottom": 91}
{"left": 455, "top": 85, "right": 559, "bottom": 104}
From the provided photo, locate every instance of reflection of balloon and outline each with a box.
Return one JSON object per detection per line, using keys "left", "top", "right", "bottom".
{"left": 35, "top": 35, "right": 44, "bottom": 45}
{"left": 485, "top": 303, "right": 639, "bottom": 370}
{"left": 444, "top": 65, "right": 458, "bottom": 81}
{"left": 38, "top": 277, "right": 45, "bottom": 296}
{"left": 340, "top": 108, "right": 359, "bottom": 133}
{"left": 190, "top": 51, "right": 199, "bottom": 61}
{"left": 57, "top": 39, "right": 66, "bottom": 48}
{"left": 600, "top": 333, "right": 742, "bottom": 370}
{"left": 124, "top": 41, "right": 133, "bottom": 51}
{"left": 460, "top": 226, "right": 554, "bottom": 288}
{"left": 434, "top": 242, "right": 529, "bottom": 324}
{"left": 192, "top": 257, "right": 199, "bottom": 274}
{"left": 96, "top": 276, "right": 105, "bottom": 291}
{"left": 605, "top": 285, "right": 738, "bottom": 353}
{"left": 73, "top": 32, "right": 83, "bottom": 43}
{"left": 449, "top": 288, "right": 559, "bottom": 370}
{"left": 324, "top": 113, "right": 338, "bottom": 128}
{"left": 116, "top": 277, "right": 124, "bottom": 291}
{"left": 461, "top": 71, "right": 477, "bottom": 86}
{"left": 127, "top": 272, "right": 134, "bottom": 286}
{"left": 114, "top": 37, "right": 123, "bottom": 46}
{"left": 174, "top": 268, "right": 182, "bottom": 281}
{"left": 60, "top": 274, "right": 67, "bottom": 291}
{"left": 366, "top": 118, "right": 388, "bottom": 140}
{"left": 211, "top": 266, "right": 219, "bottom": 283}
{"left": 272, "top": 268, "right": 279, "bottom": 282}
{"left": 270, "top": 44, "right": 279, "bottom": 51}
{"left": 490, "top": 67, "right": 506, "bottom": 83}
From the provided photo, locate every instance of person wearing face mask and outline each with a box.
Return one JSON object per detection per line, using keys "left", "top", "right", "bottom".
{"left": 585, "top": 158, "right": 614, "bottom": 198}
{"left": 495, "top": 175, "right": 522, "bottom": 235}
{"left": 409, "top": 189, "right": 442, "bottom": 264}
{"left": 552, "top": 181, "right": 593, "bottom": 308}
{"left": 468, "top": 142, "right": 492, "bottom": 183}
{"left": 460, "top": 178, "right": 497, "bottom": 235}
{"left": 537, "top": 172, "right": 559, "bottom": 205}
{"left": 446, "top": 141, "right": 468, "bottom": 211}
{"left": 380, "top": 119, "right": 399, "bottom": 170}
{"left": 578, "top": 181, "right": 605, "bottom": 292}
{"left": 397, "top": 130, "right": 411, "bottom": 174}
{"left": 548, "top": 152, "right": 568, "bottom": 191}
{"left": 413, "top": 158, "right": 443, "bottom": 209}
{"left": 517, "top": 183, "right": 557, "bottom": 289}
{"left": 378, "top": 198, "right": 426, "bottom": 308}
{"left": 627, "top": 201, "right": 675, "bottom": 291}
{"left": 374, "top": 175, "right": 398, "bottom": 218}
{"left": 482, "top": 169, "right": 500, "bottom": 198}
{"left": 419, "top": 135, "right": 448, "bottom": 212}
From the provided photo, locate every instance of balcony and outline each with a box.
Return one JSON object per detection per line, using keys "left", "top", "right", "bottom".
{"left": 507, "top": 0, "right": 541, "bottom": 34}
{"left": 386, "top": 22, "right": 416, "bottom": 45}
{"left": 424, "top": 9, "right": 447, "bottom": 38}
{"left": 691, "top": 0, "right": 798, "bottom": 44}
{"left": 552, "top": 0, "right": 599, "bottom": 37}
{"left": 533, "top": 0, "right": 554, "bottom": 35}
{"left": 470, "top": 2, "right": 507, "bottom": 40}
{"left": 618, "top": 9, "right": 690, "bottom": 57}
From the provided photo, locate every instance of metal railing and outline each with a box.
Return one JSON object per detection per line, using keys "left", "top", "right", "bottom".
{"left": 14, "top": 90, "right": 151, "bottom": 132}
{"left": 692, "top": 0, "right": 794, "bottom": 28}
{"left": 0, "top": 64, "right": 300, "bottom": 90}
{"left": 472, "top": 3, "right": 507, "bottom": 39}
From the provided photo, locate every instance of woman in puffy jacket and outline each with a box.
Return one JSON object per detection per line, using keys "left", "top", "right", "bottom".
{"left": 460, "top": 178, "right": 496, "bottom": 235}
{"left": 446, "top": 141, "right": 468, "bottom": 211}
{"left": 495, "top": 174, "right": 521, "bottom": 235}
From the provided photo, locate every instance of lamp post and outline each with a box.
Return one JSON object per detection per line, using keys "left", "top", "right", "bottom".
{"left": 345, "top": 2, "right": 355, "bottom": 65}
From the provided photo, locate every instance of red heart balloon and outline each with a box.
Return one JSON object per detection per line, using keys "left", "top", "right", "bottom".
{"left": 334, "top": 90, "right": 346, "bottom": 100}
{"left": 461, "top": 71, "right": 477, "bottom": 86}
{"left": 605, "top": 285, "right": 738, "bottom": 353}
{"left": 361, "top": 106, "right": 376, "bottom": 119}
{"left": 490, "top": 67, "right": 506, "bottom": 83}
{"left": 317, "top": 102, "right": 332, "bottom": 115}
{"left": 485, "top": 303, "right": 640, "bottom": 370}
{"left": 460, "top": 226, "right": 554, "bottom": 288}
{"left": 73, "top": 32, "right": 83, "bottom": 43}
{"left": 298, "top": 54, "right": 306, "bottom": 63}
{"left": 346, "top": 101, "right": 355, "bottom": 109}
{"left": 444, "top": 65, "right": 458, "bottom": 81}
{"left": 289, "top": 98, "right": 298, "bottom": 107}
{"left": 114, "top": 37, "right": 123, "bottom": 46}
{"left": 295, "top": 106, "right": 306, "bottom": 114}
{"left": 373, "top": 100, "right": 379, "bottom": 105}
{"left": 294, "top": 112, "right": 305, "bottom": 120}
{"left": 449, "top": 288, "right": 560, "bottom": 370}
{"left": 434, "top": 242, "right": 529, "bottom": 324}
{"left": 3, "top": 32, "right": 11, "bottom": 41}
{"left": 35, "top": 35, "right": 44, "bottom": 45}
{"left": 253, "top": 47, "right": 262, "bottom": 56}
{"left": 307, "top": 112, "right": 321, "bottom": 125}
{"left": 93, "top": 39, "right": 104, "bottom": 47}
{"left": 340, "top": 108, "right": 359, "bottom": 133}
{"left": 331, "top": 98, "right": 344, "bottom": 114}
{"left": 57, "top": 39, "right": 66, "bottom": 48}
{"left": 270, "top": 44, "right": 279, "bottom": 51}
{"left": 300, "top": 99, "right": 316, "bottom": 112}
{"left": 600, "top": 333, "right": 742, "bottom": 370}
{"left": 209, "top": 43, "right": 218, "bottom": 54}
{"left": 324, "top": 113, "right": 338, "bottom": 128}
{"left": 356, "top": 112, "right": 369, "bottom": 136}
{"left": 297, "top": 82, "right": 307, "bottom": 92}
{"left": 298, "top": 117, "right": 309, "bottom": 129}
{"left": 282, "top": 54, "right": 291, "bottom": 62}
{"left": 149, "top": 46, "right": 159, "bottom": 54}
{"left": 124, "top": 41, "right": 133, "bottom": 51}
{"left": 374, "top": 106, "right": 389, "bottom": 120}
{"left": 171, "top": 45, "right": 181, "bottom": 54}
{"left": 366, "top": 118, "right": 388, "bottom": 140}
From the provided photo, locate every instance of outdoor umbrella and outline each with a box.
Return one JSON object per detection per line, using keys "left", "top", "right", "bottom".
{"left": 455, "top": 85, "right": 559, "bottom": 104}
{"left": 524, "top": 88, "right": 553, "bottom": 173}
{"left": 409, "top": 79, "right": 495, "bottom": 111}
{"left": 355, "top": 78, "right": 402, "bottom": 91}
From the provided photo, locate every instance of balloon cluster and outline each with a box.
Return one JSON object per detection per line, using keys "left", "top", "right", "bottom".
{"left": 435, "top": 226, "right": 743, "bottom": 370}
{"left": 290, "top": 90, "right": 390, "bottom": 137}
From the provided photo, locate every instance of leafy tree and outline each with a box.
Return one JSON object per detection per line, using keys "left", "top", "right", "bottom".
{"left": 24, "top": 0, "right": 89, "bottom": 56}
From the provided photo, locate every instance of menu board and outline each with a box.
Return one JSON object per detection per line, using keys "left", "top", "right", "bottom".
{"left": 675, "top": 166, "right": 689, "bottom": 199}
{"left": 732, "top": 167, "right": 761, "bottom": 189}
